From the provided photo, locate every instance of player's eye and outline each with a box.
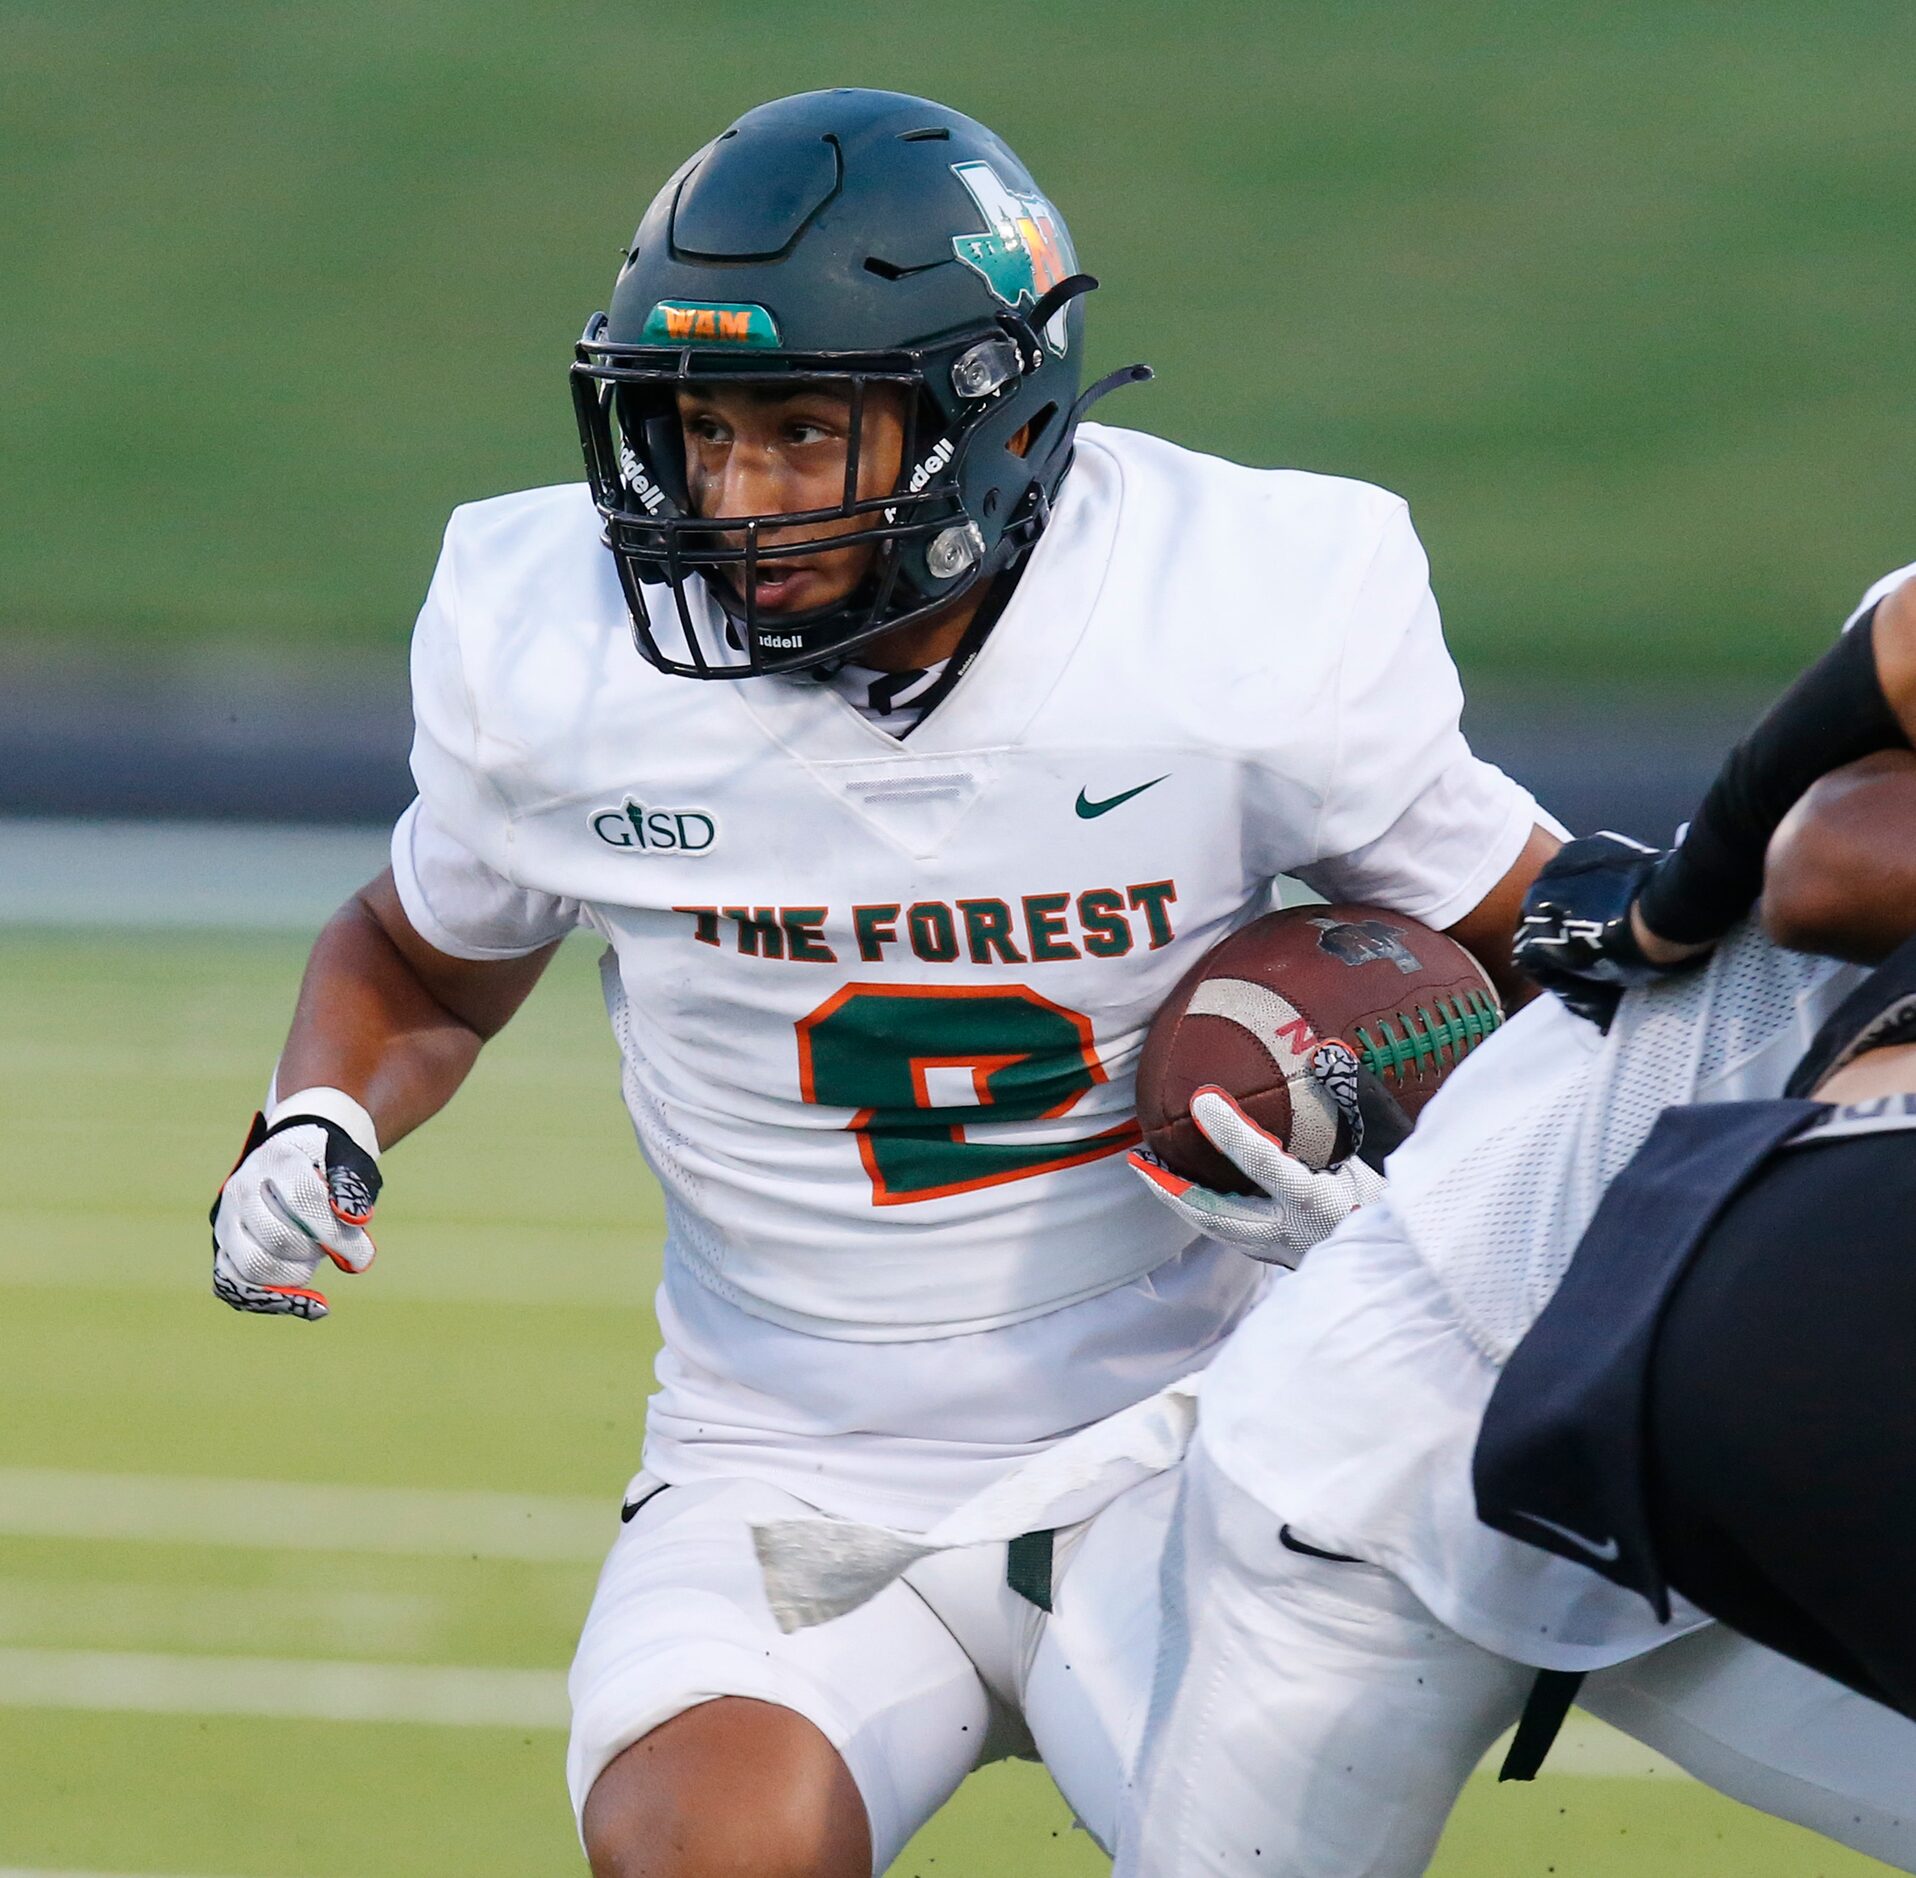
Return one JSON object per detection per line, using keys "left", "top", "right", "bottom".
{"left": 783, "top": 416, "right": 839, "bottom": 447}
{"left": 682, "top": 412, "right": 729, "bottom": 447}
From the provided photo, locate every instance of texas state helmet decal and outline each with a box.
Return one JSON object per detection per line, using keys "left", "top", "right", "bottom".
{"left": 950, "top": 160, "right": 1078, "bottom": 353}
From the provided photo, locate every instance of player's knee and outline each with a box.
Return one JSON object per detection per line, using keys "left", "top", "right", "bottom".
{"left": 581, "top": 1698, "right": 871, "bottom": 1878}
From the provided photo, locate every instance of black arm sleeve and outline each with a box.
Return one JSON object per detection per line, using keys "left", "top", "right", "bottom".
{"left": 1636, "top": 606, "right": 1907, "bottom": 946}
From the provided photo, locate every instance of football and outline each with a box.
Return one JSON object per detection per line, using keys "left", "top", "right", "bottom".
{"left": 1136, "top": 903, "right": 1505, "bottom": 1191}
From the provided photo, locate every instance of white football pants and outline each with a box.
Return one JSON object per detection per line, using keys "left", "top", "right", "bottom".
{"left": 568, "top": 1466, "right": 1176, "bottom": 1872}
{"left": 1116, "top": 1438, "right": 1916, "bottom": 1876}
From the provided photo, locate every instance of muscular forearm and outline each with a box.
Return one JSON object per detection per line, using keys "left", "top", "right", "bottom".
{"left": 276, "top": 870, "right": 556, "bottom": 1146}
{"left": 1762, "top": 752, "right": 1916, "bottom": 964}
{"left": 1444, "top": 823, "right": 1562, "bottom": 1009}
{"left": 1635, "top": 579, "right": 1916, "bottom": 950}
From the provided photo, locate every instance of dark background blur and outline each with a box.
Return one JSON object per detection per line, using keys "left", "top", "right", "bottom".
{"left": 6, "top": 0, "right": 1915, "bottom": 839}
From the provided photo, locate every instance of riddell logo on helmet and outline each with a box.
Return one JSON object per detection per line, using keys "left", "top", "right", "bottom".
{"left": 907, "top": 437, "right": 954, "bottom": 494}
{"left": 884, "top": 437, "right": 957, "bottom": 526}
{"left": 618, "top": 441, "right": 667, "bottom": 515}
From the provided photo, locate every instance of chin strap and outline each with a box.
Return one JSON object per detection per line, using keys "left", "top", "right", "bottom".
{"left": 1069, "top": 361, "right": 1155, "bottom": 425}
{"left": 1001, "top": 360, "right": 1154, "bottom": 552}
{"left": 888, "top": 562, "right": 1022, "bottom": 736}
{"left": 1007, "top": 274, "right": 1155, "bottom": 427}
{"left": 1028, "top": 271, "right": 1101, "bottom": 333}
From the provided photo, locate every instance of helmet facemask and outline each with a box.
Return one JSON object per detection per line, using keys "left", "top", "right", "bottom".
{"left": 571, "top": 299, "right": 1082, "bottom": 679}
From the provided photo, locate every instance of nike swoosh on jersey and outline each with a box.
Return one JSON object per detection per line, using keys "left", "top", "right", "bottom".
{"left": 1075, "top": 775, "right": 1169, "bottom": 818}
{"left": 1510, "top": 1510, "right": 1622, "bottom": 1563}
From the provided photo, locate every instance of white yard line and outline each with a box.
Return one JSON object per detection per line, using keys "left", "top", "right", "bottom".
{"left": 0, "top": 1221, "right": 651, "bottom": 1307}
{"left": 0, "top": 1647, "right": 566, "bottom": 1729}
{"left": 0, "top": 1468, "right": 613, "bottom": 1563}
{"left": 0, "top": 1637, "right": 1682, "bottom": 1782}
{"left": 0, "top": 1642, "right": 1674, "bottom": 1776}
{"left": 0, "top": 1640, "right": 1678, "bottom": 1778}
{"left": 0, "top": 1471, "right": 1685, "bottom": 1777}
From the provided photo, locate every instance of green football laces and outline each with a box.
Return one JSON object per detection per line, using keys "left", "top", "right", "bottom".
{"left": 1351, "top": 988, "right": 1503, "bottom": 1083}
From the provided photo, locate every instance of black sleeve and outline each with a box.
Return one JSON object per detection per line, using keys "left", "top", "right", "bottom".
{"left": 1637, "top": 606, "right": 1907, "bottom": 946}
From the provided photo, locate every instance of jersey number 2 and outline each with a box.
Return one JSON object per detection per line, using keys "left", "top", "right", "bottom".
{"left": 795, "top": 983, "right": 1139, "bottom": 1206}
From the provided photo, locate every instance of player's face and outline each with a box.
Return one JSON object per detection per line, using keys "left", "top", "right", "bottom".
{"left": 676, "top": 383, "right": 909, "bottom": 615}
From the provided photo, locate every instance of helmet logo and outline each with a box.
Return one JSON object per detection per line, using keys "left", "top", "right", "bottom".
{"left": 949, "top": 162, "right": 1076, "bottom": 355}
{"left": 617, "top": 439, "right": 668, "bottom": 515}
{"left": 906, "top": 436, "right": 955, "bottom": 494}
{"left": 639, "top": 300, "right": 781, "bottom": 347}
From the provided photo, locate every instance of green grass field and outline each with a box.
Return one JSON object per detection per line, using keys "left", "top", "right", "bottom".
{"left": 0, "top": 924, "right": 1899, "bottom": 1875}
{"left": 7, "top": 1, "right": 1916, "bottom": 684}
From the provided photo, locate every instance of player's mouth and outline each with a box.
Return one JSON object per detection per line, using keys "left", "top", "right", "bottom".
{"left": 735, "top": 561, "right": 831, "bottom": 613}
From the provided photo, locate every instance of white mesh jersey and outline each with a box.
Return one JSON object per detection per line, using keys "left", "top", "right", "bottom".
{"left": 392, "top": 423, "right": 1540, "bottom": 1360}
{"left": 1389, "top": 920, "right": 1860, "bottom": 1363}
{"left": 1199, "top": 924, "right": 1868, "bottom": 1663}
{"left": 1378, "top": 547, "right": 1916, "bottom": 1360}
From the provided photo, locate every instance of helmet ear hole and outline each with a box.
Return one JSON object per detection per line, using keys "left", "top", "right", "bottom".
{"left": 1017, "top": 402, "right": 1059, "bottom": 461}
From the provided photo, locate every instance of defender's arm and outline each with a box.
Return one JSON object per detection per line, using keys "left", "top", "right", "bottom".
{"left": 1632, "top": 575, "right": 1916, "bottom": 951}
{"left": 1763, "top": 751, "right": 1916, "bottom": 964}
{"left": 1517, "top": 576, "right": 1916, "bottom": 1018}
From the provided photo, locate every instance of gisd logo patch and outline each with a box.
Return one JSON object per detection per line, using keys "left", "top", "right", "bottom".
{"left": 591, "top": 798, "right": 718, "bottom": 854}
{"left": 949, "top": 162, "right": 1077, "bottom": 355}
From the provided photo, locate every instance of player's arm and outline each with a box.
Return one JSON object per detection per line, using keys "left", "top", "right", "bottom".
{"left": 210, "top": 867, "right": 558, "bottom": 1321}
{"left": 277, "top": 867, "right": 557, "bottom": 1146}
{"left": 1762, "top": 751, "right": 1916, "bottom": 964}
{"left": 1441, "top": 823, "right": 1561, "bottom": 1008}
{"left": 1632, "top": 578, "right": 1916, "bottom": 948}
{"left": 1294, "top": 499, "right": 1564, "bottom": 1008}
{"left": 1517, "top": 577, "right": 1916, "bottom": 1016}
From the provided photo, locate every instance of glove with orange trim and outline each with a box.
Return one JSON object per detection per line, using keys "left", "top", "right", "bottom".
{"left": 1128, "top": 1082, "right": 1386, "bottom": 1269}
{"left": 211, "top": 1088, "right": 381, "bottom": 1321}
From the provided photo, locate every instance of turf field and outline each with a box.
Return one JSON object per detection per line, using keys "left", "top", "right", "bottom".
{"left": 8, "top": 1, "right": 1916, "bottom": 685}
{"left": 0, "top": 924, "right": 1897, "bottom": 1875}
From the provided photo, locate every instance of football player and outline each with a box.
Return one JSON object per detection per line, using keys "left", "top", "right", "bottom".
{"left": 207, "top": 90, "right": 1561, "bottom": 1875}
{"left": 1111, "top": 566, "right": 1916, "bottom": 1875}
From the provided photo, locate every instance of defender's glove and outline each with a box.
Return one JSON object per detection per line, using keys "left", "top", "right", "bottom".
{"left": 1128, "top": 1082, "right": 1386, "bottom": 1270}
{"left": 1512, "top": 833, "right": 1695, "bottom": 1030}
{"left": 211, "top": 1088, "right": 381, "bottom": 1321}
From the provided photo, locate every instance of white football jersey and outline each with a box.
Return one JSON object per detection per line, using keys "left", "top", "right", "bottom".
{"left": 393, "top": 423, "right": 1541, "bottom": 1354}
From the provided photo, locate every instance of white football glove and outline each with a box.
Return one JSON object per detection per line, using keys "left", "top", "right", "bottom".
{"left": 1128, "top": 1083, "right": 1386, "bottom": 1269}
{"left": 211, "top": 1088, "right": 381, "bottom": 1321}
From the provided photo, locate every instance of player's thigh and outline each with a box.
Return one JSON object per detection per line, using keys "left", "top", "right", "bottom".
{"left": 1023, "top": 1467, "right": 1179, "bottom": 1852}
{"left": 1580, "top": 1626, "right": 1916, "bottom": 1873}
{"left": 1116, "top": 1442, "right": 1532, "bottom": 1878}
{"left": 568, "top": 1474, "right": 991, "bottom": 1875}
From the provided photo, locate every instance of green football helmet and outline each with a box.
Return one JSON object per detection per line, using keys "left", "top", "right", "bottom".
{"left": 571, "top": 88, "right": 1147, "bottom": 678}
